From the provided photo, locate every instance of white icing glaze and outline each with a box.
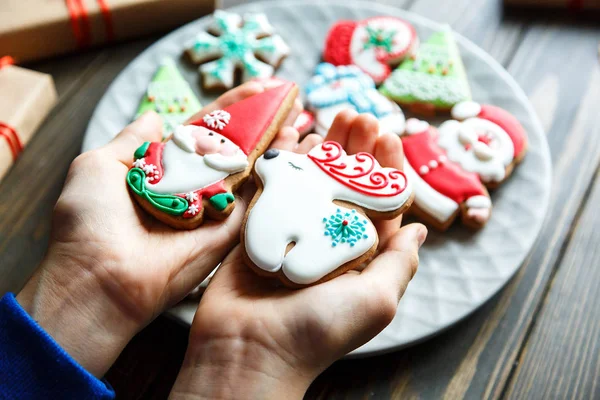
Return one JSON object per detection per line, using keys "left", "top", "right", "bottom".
{"left": 245, "top": 145, "right": 412, "bottom": 284}
{"left": 466, "top": 195, "right": 492, "bottom": 209}
{"left": 203, "top": 151, "right": 248, "bottom": 173}
{"left": 451, "top": 101, "right": 481, "bottom": 120}
{"left": 403, "top": 159, "right": 458, "bottom": 223}
{"left": 405, "top": 118, "right": 430, "bottom": 135}
{"left": 438, "top": 118, "right": 514, "bottom": 183}
{"left": 147, "top": 141, "right": 229, "bottom": 194}
{"left": 172, "top": 125, "right": 198, "bottom": 153}
{"left": 306, "top": 64, "right": 405, "bottom": 136}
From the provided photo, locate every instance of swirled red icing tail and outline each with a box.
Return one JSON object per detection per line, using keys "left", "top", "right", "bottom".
{"left": 307, "top": 141, "right": 408, "bottom": 197}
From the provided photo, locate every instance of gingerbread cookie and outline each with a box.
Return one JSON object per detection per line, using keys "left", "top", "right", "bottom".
{"left": 251, "top": 77, "right": 315, "bottom": 136}
{"left": 306, "top": 63, "right": 406, "bottom": 137}
{"left": 185, "top": 10, "right": 290, "bottom": 90}
{"left": 401, "top": 119, "right": 491, "bottom": 230}
{"left": 437, "top": 101, "right": 528, "bottom": 186}
{"left": 324, "top": 17, "right": 418, "bottom": 84}
{"left": 242, "top": 141, "right": 413, "bottom": 287}
{"left": 135, "top": 59, "right": 202, "bottom": 137}
{"left": 379, "top": 27, "right": 471, "bottom": 115}
{"left": 127, "top": 82, "right": 298, "bottom": 229}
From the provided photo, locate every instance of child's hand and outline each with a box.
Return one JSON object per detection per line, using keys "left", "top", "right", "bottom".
{"left": 16, "top": 82, "right": 302, "bottom": 377}
{"left": 170, "top": 110, "right": 427, "bottom": 400}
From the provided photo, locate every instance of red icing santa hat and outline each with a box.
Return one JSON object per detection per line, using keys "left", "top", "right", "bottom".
{"left": 190, "top": 82, "right": 296, "bottom": 155}
{"left": 451, "top": 101, "right": 527, "bottom": 158}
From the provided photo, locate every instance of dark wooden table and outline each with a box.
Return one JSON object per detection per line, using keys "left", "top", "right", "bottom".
{"left": 2, "top": 0, "right": 599, "bottom": 398}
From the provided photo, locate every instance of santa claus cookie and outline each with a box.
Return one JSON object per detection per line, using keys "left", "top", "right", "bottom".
{"left": 242, "top": 141, "right": 414, "bottom": 288}
{"left": 126, "top": 82, "right": 298, "bottom": 229}
{"left": 185, "top": 10, "right": 290, "bottom": 90}
{"left": 324, "top": 17, "right": 418, "bottom": 84}
{"left": 251, "top": 77, "right": 315, "bottom": 136}
{"left": 401, "top": 118, "right": 492, "bottom": 230}
{"left": 305, "top": 63, "right": 406, "bottom": 137}
{"left": 438, "top": 101, "right": 528, "bottom": 186}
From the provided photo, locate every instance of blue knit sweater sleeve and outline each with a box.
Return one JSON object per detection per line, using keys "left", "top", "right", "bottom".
{"left": 0, "top": 293, "right": 115, "bottom": 400}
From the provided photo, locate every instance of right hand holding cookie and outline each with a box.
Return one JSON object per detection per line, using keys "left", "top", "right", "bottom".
{"left": 169, "top": 111, "right": 427, "bottom": 400}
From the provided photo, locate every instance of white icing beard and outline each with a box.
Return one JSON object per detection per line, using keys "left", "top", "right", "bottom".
{"left": 437, "top": 118, "right": 514, "bottom": 183}
{"left": 147, "top": 141, "right": 243, "bottom": 195}
{"left": 245, "top": 149, "right": 412, "bottom": 285}
{"left": 313, "top": 101, "right": 406, "bottom": 137}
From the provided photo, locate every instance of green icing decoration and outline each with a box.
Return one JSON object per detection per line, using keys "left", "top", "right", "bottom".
{"left": 379, "top": 27, "right": 471, "bottom": 108}
{"left": 127, "top": 168, "right": 188, "bottom": 216}
{"left": 135, "top": 59, "right": 202, "bottom": 138}
{"left": 209, "top": 192, "right": 235, "bottom": 211}
{"left": 363, "top": 25, "right": 396, "bottom": 53}
{"left": 134, "top": 142, "right": 150, "bottom": 161}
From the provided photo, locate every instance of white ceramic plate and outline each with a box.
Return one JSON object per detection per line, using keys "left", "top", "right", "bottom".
{"left": 82, "top": 0, "right": 552, "bottom": 356}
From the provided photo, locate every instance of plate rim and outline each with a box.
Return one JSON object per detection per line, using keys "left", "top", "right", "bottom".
{"left": 82, "top": 0, "right": 552, "bottom": 357}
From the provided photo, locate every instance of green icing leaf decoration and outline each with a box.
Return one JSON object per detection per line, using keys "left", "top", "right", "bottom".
{"left": 363, "top": 26, "right": 396, "bottom": 53}
{"left": 209, "top": 192, "right": 235, "bottom": 211}
{"left": 127, "top": 168, "right": 188, "bottom": 216}
{"left": 134, "top": 142, "right": 150, "bottom": 161}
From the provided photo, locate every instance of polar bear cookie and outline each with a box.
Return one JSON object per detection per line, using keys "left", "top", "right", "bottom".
{"left": 242, "top": 141, "right": 414, "bottom": 287}
{"left": 437, "top": 101, "right": 528, "bottom": 187}
{"left": 324, "top": 17, "right": 418, "bottom": 84}
{"left": 401, "top": 118, "right": 492, "bottom": 231}
{"left": 126, "top": 83, "right": 298, "bottom": 229}
{"left": 185, "top": 10, "right": 290, "bottom": 90}
{"left": 306, "top": 63, "right": 406, "bottom": 136}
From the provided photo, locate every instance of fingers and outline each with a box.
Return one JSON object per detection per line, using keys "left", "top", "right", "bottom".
{"left": 374, "top": 133, "right": 404, "bottom": 169}
{"left": 185, "top": 81, "right": 265, "bottom": 123}
{"left": 270, "top": 126, "right": 300, "bottom": 151}
{"left": 283, "top": 97, "right": 304, "bottom": 127}
{"left": 165, "top": 195, "right": 250, "bottom": 299}
{"left": 103, "top": 111, "right": 162, "bottom": 165}
{"left": 296, "top": 134, "right": 323, "bottom": 154}
{"left": 346, "top": 114, "right": 379, "bottom": 155}
{"left": 324, "top": 109, "right": 358, "bottom": 148}
{"left": 360, "top": 223, "right": 427, "bottom": 304}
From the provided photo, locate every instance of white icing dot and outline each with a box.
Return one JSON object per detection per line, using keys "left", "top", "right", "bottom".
{"left": 439, "top": 155, "right": 447, "bottom": 163}
{"left": 451, "top": 101, "right": 482, "bottom": 120}
{"left": 429, "top": 160, "right": 439, "bottom": 169}
{"left": 419, "top": 165, "right": 429, "bottom": 175}
{"left": 405, "top": 118, "right": 430, "bottom": 135}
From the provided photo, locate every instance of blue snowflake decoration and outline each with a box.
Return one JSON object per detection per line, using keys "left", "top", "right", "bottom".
{"left": 323, "top": 209, "right": 369, "bottom": 247}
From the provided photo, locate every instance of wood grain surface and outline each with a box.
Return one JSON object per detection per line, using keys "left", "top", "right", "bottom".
{"left": 0, "top": 0, "right": 599, "bottom": 399}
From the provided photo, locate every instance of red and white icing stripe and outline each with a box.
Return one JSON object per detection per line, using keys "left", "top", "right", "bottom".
{"left": 401, "top": 119, "right": 491, "bottom": 224}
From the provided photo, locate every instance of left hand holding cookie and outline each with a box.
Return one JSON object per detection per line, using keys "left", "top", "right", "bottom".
{"left": 169, "top": 111, "right": 427, "bottom": 400}
{"left": 15, "top": 81, "right": 302, "bottom": 378}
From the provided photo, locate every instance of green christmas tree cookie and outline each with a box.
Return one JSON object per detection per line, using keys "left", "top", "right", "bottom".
{"left": 135, "top": 59, "right": 202, "bottom": 137}
{"left": 379, "top": 27, "right": 471, "bottom": 113}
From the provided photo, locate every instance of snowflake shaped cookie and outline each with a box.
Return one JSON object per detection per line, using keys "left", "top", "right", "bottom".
{"left": 186, "top": 10, "right": 290, "bottom": 89}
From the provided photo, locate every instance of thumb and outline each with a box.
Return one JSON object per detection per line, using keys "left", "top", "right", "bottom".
{"left": 360, "top": 223, "right": 427, "bottom": 305}
{"left": 102, "top": 111, "right": 163, "bottom": 165}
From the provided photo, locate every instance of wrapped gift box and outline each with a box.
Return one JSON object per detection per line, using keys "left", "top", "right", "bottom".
{"left": 504, "top": 0, "right": 600, "bottom": 9}
{"left": 0, "top": 64, "right": 57, "bottom": 182}
{"left": 0, "top": 0, "right": 215, "bottom": 63}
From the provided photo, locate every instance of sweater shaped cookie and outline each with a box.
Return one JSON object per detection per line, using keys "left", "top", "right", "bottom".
{"left": 242, "top": 141, "right": 413, "bottom": 287}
